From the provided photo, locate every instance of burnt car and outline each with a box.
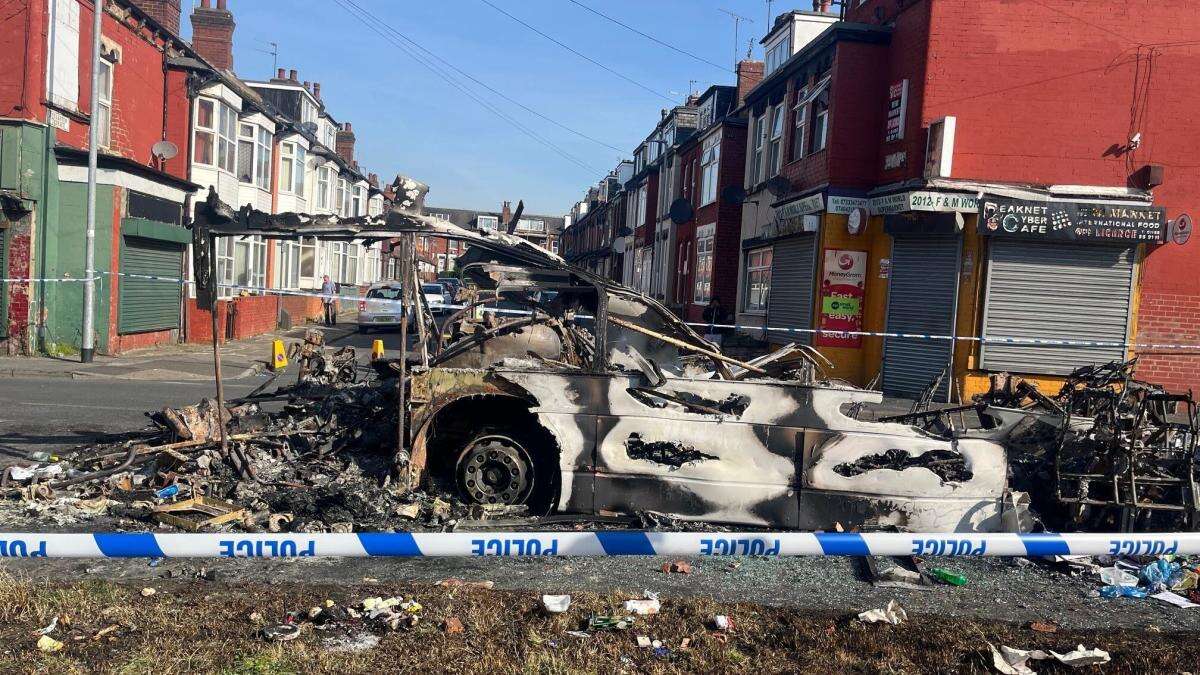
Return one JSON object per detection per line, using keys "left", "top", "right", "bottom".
{"left": 194, "top": 183, "right": 1031, "bottom": 534}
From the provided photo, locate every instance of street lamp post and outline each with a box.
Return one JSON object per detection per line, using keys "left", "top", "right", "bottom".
{"left": 80, "top": 0, "right": 103, "bottom": 363}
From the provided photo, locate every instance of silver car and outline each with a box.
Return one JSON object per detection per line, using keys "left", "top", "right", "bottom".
{"left": 357, "top": 283, "right": 411, "bottom": 333}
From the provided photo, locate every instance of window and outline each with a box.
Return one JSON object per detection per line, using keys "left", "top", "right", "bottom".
{"left": 352, "top": 186, "right": 364, "bottom": 216}
{"left": 518, "top": 218, "right": 545, "bottom": 232}
{"left": 238, "top": 124, "right": 271, "bottom": 190}
{"left": 317, "top": 166, "right": 331, "bottom": 209}
{"left": 765, "top": 36, "right": 791, "bottom": 76}
{"left": 697, "top": 97, "right": 715, "bottom": 129}
{"left": 811, "top": 90, "right": 830, "bottom": 153}
{"left": 232, "top": 236, "right": 266, "bottom": 292}
{"left": 96, "top": 58, "right": 113, "bottom": 148}
{"left": 750, "top": 112, "right": 767, "bottom": 186}
{"left": 744, "top": 247, "right": 773, "bottom": 312}
{"left": 237, "top": 125, "right": 254, "bottom": 183}
{"left": 256, "top": 127, "right": 271, "bottom": 190}
{"left": 792, "top": 87, "right": 809, "bottom": 160}
{"left": 768, "top": 103, "right": 785, "bottom": 176}
{"left": 215, "top": 238, "right": 234, "bottom": 296}
{"left": 280, "top": 142, "right": 306, "bottom": 195}
{"left": 336, "top": 178, "right": 349, "bottom": 216}
{"left": 194, "top": 98, "right": 236, "bottom": 172}
{"left": 299, "top": 238, "right": 316, "bottom": 280}
{"left": 324, "top": 121, "right": 335, "bottom": 149}
{"left": 700, "top": 133, "right": 720, "bottom": 206}
{"left": 635, "top": 184, "right": 647, "bottom": 226}
{"left": 693, "top": 226, "right": 714, "bottom": 304}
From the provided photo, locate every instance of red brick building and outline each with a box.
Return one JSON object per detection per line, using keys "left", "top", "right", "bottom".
{"left": 735, "top": 1, "right": 1200, "bottom": 397}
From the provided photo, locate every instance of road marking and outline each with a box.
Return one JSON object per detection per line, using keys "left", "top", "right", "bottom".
{"left": 1, "top": 400, "right": 155, "bottom": 413}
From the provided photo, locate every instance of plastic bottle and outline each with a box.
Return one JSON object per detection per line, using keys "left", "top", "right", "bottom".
{"left": 929, "top": 567, "right": 968, "bottom": 586}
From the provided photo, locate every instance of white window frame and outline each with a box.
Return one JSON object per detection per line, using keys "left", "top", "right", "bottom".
{"left": 700, "top": 132, "right": 720, "bottom": 206}
{"left": 768, "top": 102, "right": 785, "bottom": 176}
{"left": 317, "top": 166, "right": 331, "bottom": 209}
{"left": 477, "top": 215, "right": 498, "bottom": 231}
{"left": 693, "top": 224, "right": 715, "bottom": 304}
{"left": 352, "top": 185, "right": 364, "bottom": 216}
{"left": 792, "top": 87, "right": 809, "bottom": 160}
{"left": 765, "top": 34, "right": 791, "bottom": 76}
{"left": 744, "top": 247, "right": 773, "bottom": 313}
{"left": 811, "top": 90, "right": 830, "bottom": 153}
{"left": 96, "top": 57, "right": 113, "bottom": 149}
{"left": 750, "top": 112, "right": 767, "bottom": 186}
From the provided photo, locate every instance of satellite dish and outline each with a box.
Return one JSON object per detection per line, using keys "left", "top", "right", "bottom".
{"left": 151, "top": 140, "right": 178, "bottom": 161}
{"left": 721, "top": 185, "right": 747, "bottom": 205}
{"left": 668, "top": 198, "right": 694, "bottom": 225}
{"left": 766, "top": 176, "right": 792, "bottom": 198}
{"left": 300, "top": 121, "right": 319, "bottom": 136}
{"left": 613, "top": 237, "right": 627, "bottom": 253}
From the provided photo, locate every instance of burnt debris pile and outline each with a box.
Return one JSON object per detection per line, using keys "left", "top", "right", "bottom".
{"left": 976, "top": 358, "right": 1200, "bottom": 532}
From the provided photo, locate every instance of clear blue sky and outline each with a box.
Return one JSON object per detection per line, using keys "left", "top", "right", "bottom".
{"left": 184, "top": 0, "right": 778, "bottom": 215}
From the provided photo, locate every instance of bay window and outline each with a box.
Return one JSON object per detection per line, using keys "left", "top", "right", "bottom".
{"left": 194, "top": 98, "right": 237, "bottom": 172}
{"left": 745, "top": 247, "right": 773, "bottom": 312}
{"left": 700, "top": 133, "right": 720, "bottom": 206}
{"left": 280, "top": 142, "right": 306, "bottom": 195}
{"left": 317, "top": 167, "right": 331, "bottom": 209}
{"left": 238, "top": 124, "right": 272, "bottom": 189}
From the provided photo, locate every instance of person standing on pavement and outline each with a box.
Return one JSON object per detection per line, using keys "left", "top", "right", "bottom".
{"left": 320, "top": 275, "right": 339, "bottom": 326}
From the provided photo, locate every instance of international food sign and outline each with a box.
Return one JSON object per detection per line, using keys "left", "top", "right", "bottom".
{"left": 979, "top": 198, "right": 1166, "bottom": 243}
{"left": 816, "top": 250, "right": 868, "bottom": 349}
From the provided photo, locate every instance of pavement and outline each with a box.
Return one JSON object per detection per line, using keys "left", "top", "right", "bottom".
{"left": 0, "top": 312, "right": 365, "bottom": 382}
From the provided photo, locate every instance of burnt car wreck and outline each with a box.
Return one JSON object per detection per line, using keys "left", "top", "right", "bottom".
{"left": 4, "top": 181, "right": 1193, "bottom": 535}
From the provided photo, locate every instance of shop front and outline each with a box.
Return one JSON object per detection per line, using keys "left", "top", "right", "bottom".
{"left": 968, "top": 197, "right": 1165, "bottom": 393}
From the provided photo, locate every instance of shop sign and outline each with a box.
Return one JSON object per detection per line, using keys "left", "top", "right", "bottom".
{"left": 1170, "top": 213, "right": 1192, "bottom": 246}
{"left": 979, "top": 198, "right": 1166, "bottom": 243}
{"left": 775, "top": 193, "right": 825, "bottom": 220}
{"left": 827, "top": 195, "right": 869, "bottom": 215}
{"left": 885, "top": 80, "right": 909, "bottom": 143}
{"left": 816, "top": 249, "right": 868, "bottom": 349}
{"left": 879, "top": 257, "right": 891, "bottom": 279}
{"left": 869, "top": 191, "right": 978, "bottom": 215}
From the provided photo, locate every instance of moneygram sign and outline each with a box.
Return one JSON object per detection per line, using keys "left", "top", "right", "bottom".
{"left": 979, "top": 198, "right": 1166, "bottom": 243}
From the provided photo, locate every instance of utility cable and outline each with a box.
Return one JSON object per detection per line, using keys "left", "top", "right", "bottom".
{"left": 478, "top": 0, "right": 676, "bottom": 103}
{"left": 340, "top": 0, "right": 628, "bottom": 155}
{"left": 565, "top": 0, "right": 733, "bottom": 74}
{"left": 329, "top": 0, "right": 603, "bottom": 174}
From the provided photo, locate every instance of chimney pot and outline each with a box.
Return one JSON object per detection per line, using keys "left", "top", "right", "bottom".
{"left": 313, "top": 82, "right": 322, "bottom": 99}
{"left": 276, "top": 68, "right": 285, "bottom": 79}
{"left": 289, "top": 69, "right": 298, "bottom": 81}
{"left": 303, "top": 81, "right": 311, "bottom": 90}
{"left": 216, "top": 0, "right": 227, "bottom": 9}
{"left": 200, "top": 0, "right": 210, "bottom": 7}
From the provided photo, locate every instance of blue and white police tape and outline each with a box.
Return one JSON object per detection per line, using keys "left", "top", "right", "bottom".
{"left": 0, "top": 276, "right": 102, "bottom": 283}
{"left": 0, "top": 531, "right": 1195, "bottom": 558}
{"left": 16, "top": 270, "right": 1200, "bottom": 351}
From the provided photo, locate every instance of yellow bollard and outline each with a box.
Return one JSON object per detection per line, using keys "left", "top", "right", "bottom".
{"left": 371, "top": 339, "right": 385, "bottom": 361}
{"left": 269, "top": 339, "right": 288, "bottom": 371}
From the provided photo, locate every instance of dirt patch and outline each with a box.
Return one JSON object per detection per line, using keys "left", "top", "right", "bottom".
{"left": 0, "top": 572, "right": 1193, "bottom": 674}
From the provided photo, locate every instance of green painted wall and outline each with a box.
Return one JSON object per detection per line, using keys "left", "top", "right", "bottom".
{"left": 40, "top": 181, "right": 115, "bottom": 355}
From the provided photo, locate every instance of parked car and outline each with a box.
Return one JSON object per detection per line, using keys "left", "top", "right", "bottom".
{"left": 357, "top": 283, "right": 411, "bottom": 333}
{"left": 423, "top": 282, "right": 452, "bottom": 314}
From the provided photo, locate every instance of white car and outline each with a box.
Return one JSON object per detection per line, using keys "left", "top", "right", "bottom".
{"left": 422, "top": 283, "right": 452, "bottom": 315}
{"left": 357, "top": 283, "right": 411, "bottom": 333}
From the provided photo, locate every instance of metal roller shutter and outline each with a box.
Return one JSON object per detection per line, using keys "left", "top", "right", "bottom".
{"left": 981, "top": 240, "right": 1133, "bottom": 375}
{"left": 882, "top": 234, "right": 961, "bottom": 399}
{"left": 0, "top": 226, "right": 8, "bottom": 339}
{"left": 766, "top": 234, "right": 817, "bottom": 344}
{"left": 119, "top": 236, "right": 184, "bottom": 334}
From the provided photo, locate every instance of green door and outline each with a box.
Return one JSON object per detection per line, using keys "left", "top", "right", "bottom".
{"left": 118, "top": 235, "right": 184, "bottom": 334}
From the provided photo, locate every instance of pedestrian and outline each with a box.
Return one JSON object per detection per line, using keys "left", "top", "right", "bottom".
{"left": 320, "top": 275, "right": 339, "bottom": 326}
{"left": 703, "top": 297, "right": 726, "bottom": 347}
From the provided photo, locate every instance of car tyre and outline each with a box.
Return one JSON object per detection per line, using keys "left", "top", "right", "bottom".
{"left": 453, "top": 429, "right": 555, "bottom": 515}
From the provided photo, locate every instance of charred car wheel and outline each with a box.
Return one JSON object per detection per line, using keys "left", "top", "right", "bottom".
{"left": 454, "top": 433, "right": 546, "bottom": 510}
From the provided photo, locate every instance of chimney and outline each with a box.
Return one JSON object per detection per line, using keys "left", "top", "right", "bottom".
{"left": 275, "top": 68, "right": 286, "bottom": 80}
{"left": 303, "top": 81, "right": 311, "bottom": 91}
{"left": 500, "top": 201, "right": 512, "bottom": 226}
{"left": 313, "top": 82, "right": 322, "bottom": 100}
{"left": 813, "top": 0, "right": 833, "bottom": 12}
{"left": 289, "top": 69, "right": 298, "bottom": 82}
{"left": 336, "top": 122, "right": 356, "bottom": 163}
{"left": 190, "top": 0, "right": 236, "bottom": 71}
{"left": 130, "top": 0, "right": 182, "bottom": 34}
{"left": 736, "top": 60, "right": 765, "bottom": 107}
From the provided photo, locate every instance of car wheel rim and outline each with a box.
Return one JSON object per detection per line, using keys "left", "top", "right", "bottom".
{"left": 456, "top": 435, "right": 534, "bottom": 505}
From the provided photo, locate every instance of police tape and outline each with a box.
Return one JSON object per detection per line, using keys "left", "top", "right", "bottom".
{"left": 0, "top": 531, "right": 1195, "bottom": 558}
{"left": 0, "top": 276, "right": 102, "bottom": 283}
{"left": 8, "top": 271, "right": 1200, "bottom": 351}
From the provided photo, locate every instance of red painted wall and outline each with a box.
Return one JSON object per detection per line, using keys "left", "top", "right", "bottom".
{"left": 0, "top": 0, "right": 48, "bottom": 119}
